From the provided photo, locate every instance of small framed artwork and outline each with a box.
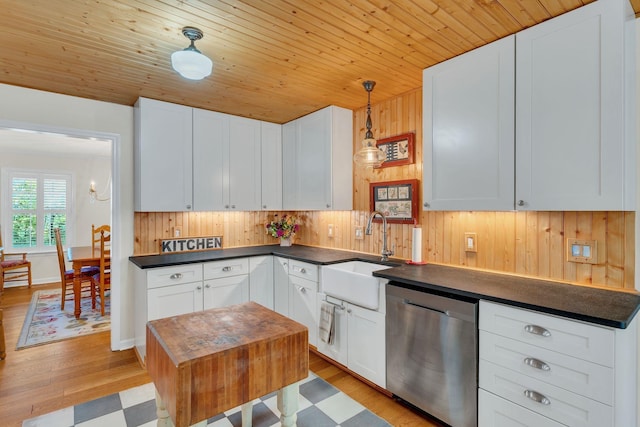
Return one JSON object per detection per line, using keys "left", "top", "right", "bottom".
{"left": 375, "top": 132, "right": 415, "bottom": 168}
{"left": 369, "top": 179, "right": 419, "bottom": 224}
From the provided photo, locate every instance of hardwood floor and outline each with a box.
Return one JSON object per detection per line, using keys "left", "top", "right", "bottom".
{"left": 0, "top": 283, "right": 440, "bottom": 427}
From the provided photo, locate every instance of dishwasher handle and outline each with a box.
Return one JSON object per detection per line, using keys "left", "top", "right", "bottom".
{"left": 404, "top": 299, "right": 450, "bottom": 317}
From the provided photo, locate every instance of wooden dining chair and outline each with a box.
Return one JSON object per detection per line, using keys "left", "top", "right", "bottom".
{"left": 54, "top": 228, "right": 97, "bottom": 311}
{"left": 0, "top": 226, "right": 32, "bottom": 293}
{"left": 92, "top": 230, "right": 111, "bottom": 316}
{"left": 91, "top": 224, "right": 110, "bottom": 256}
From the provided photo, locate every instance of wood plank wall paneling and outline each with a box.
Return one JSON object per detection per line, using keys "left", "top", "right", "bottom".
{"left": 133, "top": 88, "right": 635, "bottom": 290}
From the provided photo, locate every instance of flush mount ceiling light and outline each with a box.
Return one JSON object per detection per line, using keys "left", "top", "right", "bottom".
{"left": 171, "top": 26, "right": 213, "bottom": 80}
{"left": 353, "top": 80, "right": 386, "bottom": 168}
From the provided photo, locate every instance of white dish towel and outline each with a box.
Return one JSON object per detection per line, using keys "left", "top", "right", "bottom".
{"left": 319, "top": 302, "right": 335, "bottom": 345}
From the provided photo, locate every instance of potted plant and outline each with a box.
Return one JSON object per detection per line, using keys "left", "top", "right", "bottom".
{"left": 266, "top": 214, "right": 299, "bottom": 246}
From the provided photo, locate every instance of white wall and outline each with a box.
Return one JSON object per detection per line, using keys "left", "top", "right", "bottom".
{"left": 0, "top": 149, "right": 111, "bottom": 283}
{"left": 0, "top": 82, "right": 134, "bottom": 351}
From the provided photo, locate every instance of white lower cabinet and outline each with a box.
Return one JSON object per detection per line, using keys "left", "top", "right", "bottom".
{"left": 248, "top": 256, "right": 274, "bottom": 309}
{"left": 479, "top": 389, "right": 564, "bottom": 427}
{"left": 273, "top": 257, "right": 290, "bottom": 316}
{"left": 479, "top": 300, "right": 637, "bottom": 427}
{"left": 289, "top": 273, "right": 318, "bottom": 347}
{"left": 316, "top": 294, "right": 386, "bottom": 388}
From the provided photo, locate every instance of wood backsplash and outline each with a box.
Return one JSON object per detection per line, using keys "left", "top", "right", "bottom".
{"left": 133, "top": 88, "right": 635, "bottom": 290}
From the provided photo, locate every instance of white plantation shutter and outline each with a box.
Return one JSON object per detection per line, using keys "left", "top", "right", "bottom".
{"left": 5, "top": 170, "right": 72, "bottom": 251}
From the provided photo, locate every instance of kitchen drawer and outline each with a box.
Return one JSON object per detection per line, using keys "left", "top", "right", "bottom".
{"left": 203, "top": 258, "right": 249, "bottom": 279}
{"left": 480, "top": 331, "right": 613, "bottom": 404}
{"left": 479, "top": 300, "right": 614, "bottom": 366}
{"left": 479, "top": 389, "right": 564, "bottom": 427}
{"left": 288, "top": 259, "right": 318, "bottom": 282}
{"left": 480, "top": 360, "right": 612, "bottom": 427}
{"left": 146, "top": 264, "right": 203, "bottom": 289}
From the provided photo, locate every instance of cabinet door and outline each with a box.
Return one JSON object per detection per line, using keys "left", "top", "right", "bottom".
{"left": 515, "top": 0, "right": 633, "bottom": 210}
{"left": 347, "top": 303, "right": 386, "bottom": 388}
{"left": 203, "top": 275, "right": 249, "bottom": 310}
{"left": 147, "top": 282, "right": 202, "bottom": 320}
{"left": 289, "top": 275, "right": 318, "bottom": 346}
{"left": 249, "top": 256, "right": 274, "bottom": 310}
{"left": 260, "top": 122, "right": 282, "bottom": 210}
{"left": 316, "top": 296, "right": 348, "bottom": 366}
{"left": 273, "top": 257, "right": 290, "bottom": 316}
{"left": 294, "top": 109, "right": 331, "bottom": 210}
{"left": 228, "top": 115, "right": 262, "bottom": 210}
{"left": 135, "top": 97, "right": 193, "bottom": 212}
{"left": 423, "top": 36, "right": 514, "bottom": 211}
{"left": 281, "top": 122, "right": 298, "bottom": 210}
{"left": 479, "top": 389, "right": 565, "bottom": 427}
{"left": 193, "top": 108, "right": 228, "bottom": 211}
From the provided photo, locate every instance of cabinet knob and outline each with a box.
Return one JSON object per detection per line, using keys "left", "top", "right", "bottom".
{"left": 423, "top": 202, "right": 430, "bottom": 208}
{"left": 300, "top": 268, "right": 307, "bottom": 274}
{"left": 297, "top": 286, "right": 306, "bottom": 294}
{"left": 524, "top": 324, "right": 551, "bottom": 337}
{"left": 196, "top": 285, "right": 202, "bottom": 290}
{"left": 263, "top": 205, "right": 267, "bottom": 209}
{"left": 518, "top": 200, "right": 525, "bottom": 206}
{"left": 231, "top": 205, "right": 236, "bottom": 209}
{"left": 225, "top": 205, "right": 230, "bottom": 209}
{"left": 524, "top": 357, "right": 551, "bottom": 371}
{"left": 169, "top": 273, "right": 183, "bottom": 280}
{"left": 186, "top": 204, "right": 192, "bottom": 210}
{"left": 326, "top": 204, "right": 330, "bottom": 208}
{"left": 205, "top": 284, "right": 211, "bottom": 289}
{"left": 524, "top": 389, "right": 551, "bottom": 405}
{"left": 347, "top": 309, "right": 352, "bottom": 314}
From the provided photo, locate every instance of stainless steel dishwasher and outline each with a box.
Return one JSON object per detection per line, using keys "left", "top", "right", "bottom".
{"left": 386, "top": 283, "right": 478, "bottom": 427}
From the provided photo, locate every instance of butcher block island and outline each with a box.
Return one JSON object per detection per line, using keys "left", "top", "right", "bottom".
{"left": 146, "top": 302, "right": 309, "bottom": 427}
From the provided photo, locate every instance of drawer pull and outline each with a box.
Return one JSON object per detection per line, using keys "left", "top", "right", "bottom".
{"left": 524, "top": 324, "right": 551, "bottom": 337}
{"left": 169, "top": 273, "right": 183, "bottom": 280}
{"left": 524, "top": 389, "right": 551, "bottom": 405}
{"left": 297, "top": 286, "right": 306, "bottom": 294}
{"left": 222, "top": 266, "right": 232, "bottom": 272}
{"left": 524, "top": 357, "right": 551, "bottom": 371}
{"left": 300, "top": 268, "right": 307, "bottom": 274}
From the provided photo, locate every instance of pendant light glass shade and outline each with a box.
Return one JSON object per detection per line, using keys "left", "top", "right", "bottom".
{"left": 171, "top": 27, "right": 213, "bottom": 80}
{"left": 353, "top": 81, "right": 385, "bottom": 168}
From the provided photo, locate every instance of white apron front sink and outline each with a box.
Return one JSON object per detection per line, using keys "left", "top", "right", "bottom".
{"left": 321, "top": 261, "right": 392, "bottom": 310}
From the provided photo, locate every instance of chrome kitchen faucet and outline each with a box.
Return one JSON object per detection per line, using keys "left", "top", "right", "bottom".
{"left": 366, "top": 211, "right": 394, "bottom": 261}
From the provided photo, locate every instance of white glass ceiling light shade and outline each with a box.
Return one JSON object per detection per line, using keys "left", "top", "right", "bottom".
{"left": 353, "top": 80, "right": 386, "bottom": 168}
{"left": 171, "top": 27, "right": 213, "bottom": 80}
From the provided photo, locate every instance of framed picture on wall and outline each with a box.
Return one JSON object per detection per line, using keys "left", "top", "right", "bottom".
{"left": 369, "top": 179, "right": 419, "bottom": 224}
{"left": 375, "top": 132, "right": 415, "bottom": 168}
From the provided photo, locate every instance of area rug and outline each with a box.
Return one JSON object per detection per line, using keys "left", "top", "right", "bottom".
{"left": 22, "top": 372, "right": 392, "bottom": 427}
{"left": 16, "top": 289, "right": 110, "bottom": 350}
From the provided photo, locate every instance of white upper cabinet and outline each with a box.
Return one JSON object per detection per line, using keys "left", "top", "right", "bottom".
{"left": 422, "top": 0, "right": 635, "bottom": 212}
{"left": 192, "top": 108, "right": 227, "bottom": 211}
{"left": 423, "top": 36, "right": 515, "bottom": 211}
{"left": 515, "top": 0, "right": 635, "bottom": 211}
{"left": 135, "top": 97, "right": 194, "bottom": 212}
{"left": 136, "top": 97, "right": 279, "bottom": 212}
{"left": 260, "top": 122, "right": 283, "bottom": 210}
{"left": 282, "top": 106, "right": 353, "bottom": 210}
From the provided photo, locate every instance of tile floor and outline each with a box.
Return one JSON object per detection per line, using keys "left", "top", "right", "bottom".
{"left": 22, "top": 373, "right": 392, "bottom": 427}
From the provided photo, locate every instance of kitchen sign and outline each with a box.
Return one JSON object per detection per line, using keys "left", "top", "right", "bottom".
{"left": 160, "top": 236, "right": 222, "bottom": 253}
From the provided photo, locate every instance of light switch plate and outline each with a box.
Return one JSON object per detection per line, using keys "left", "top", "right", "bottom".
{"left": 566, "top": 238, "right": 598, "bottom": 264}
{"left": 355, "top": 226, "right": 364, "bottom": 240}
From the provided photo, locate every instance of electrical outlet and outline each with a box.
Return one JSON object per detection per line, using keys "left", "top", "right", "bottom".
{"left": 567, "top": 238, "right": 598, "bottom": 264}
{"left": 464, "top": 232, "right": 477, "bottom": 252}
{"left": 174, "top": 226, "right": 182, "bottom": 237}
{"left": 355, "top": 226, "right": 364, "bottom": 240}
{"left": 328, "top": 224, "right": 334, "bottom": 238}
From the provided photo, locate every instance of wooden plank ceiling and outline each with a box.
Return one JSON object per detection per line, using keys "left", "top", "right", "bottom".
{"left": 1, "top": 0, "right": 638, "bottom": 124}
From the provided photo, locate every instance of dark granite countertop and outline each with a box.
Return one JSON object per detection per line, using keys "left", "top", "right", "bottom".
{"left": 373, "top": 263, "right": 640, "bottom": 329}
{"left": 129, "top": 245, "right": 640, "bottom": 329}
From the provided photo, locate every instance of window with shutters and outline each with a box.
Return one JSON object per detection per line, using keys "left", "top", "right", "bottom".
{"left": 3, "top": 169, "right": 72, "bottom": 252}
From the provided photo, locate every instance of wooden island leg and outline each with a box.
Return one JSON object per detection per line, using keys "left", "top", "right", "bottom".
{"left": 277, "top": 383, "right": 299, "bottom": 427}
{"left": 155, "top": 389, "right": 172, "bottom": 427}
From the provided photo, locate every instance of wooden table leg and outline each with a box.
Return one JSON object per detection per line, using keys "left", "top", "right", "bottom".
{"left": 0, "top": 309, "right": 6, "bottom": 360}
{"left": 73, "top": 263, "right": 81, "bottom": 319}
{"left": 277, "top": 383, "right": 299, "bottom": 427}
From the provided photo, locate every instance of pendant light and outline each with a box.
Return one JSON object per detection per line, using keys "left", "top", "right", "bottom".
{"left": 353, "top": 80, "right": 385, "bottom": 168}
{"left": 171, "top": 27, "right": 213, "bottom": 80}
